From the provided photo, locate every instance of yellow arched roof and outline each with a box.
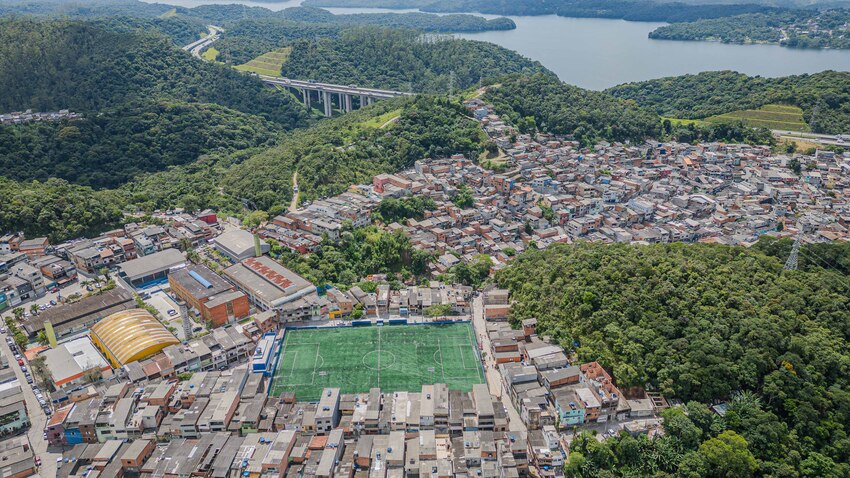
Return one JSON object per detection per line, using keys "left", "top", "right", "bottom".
{"left": 90, "top": 308, "right": 179, "bottom": 366}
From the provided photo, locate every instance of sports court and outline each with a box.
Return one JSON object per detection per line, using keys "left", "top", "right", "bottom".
{"left": 269, "top": 322, "right": 484, "bottom": 401}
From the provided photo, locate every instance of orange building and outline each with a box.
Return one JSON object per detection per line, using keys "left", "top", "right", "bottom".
{"left": 168, "top": 264, "right": 250, "bottom": 327}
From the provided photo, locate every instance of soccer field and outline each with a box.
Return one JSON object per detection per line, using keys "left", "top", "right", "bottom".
{"left": 269, "top": 323, "right": 485, "bottom": 401}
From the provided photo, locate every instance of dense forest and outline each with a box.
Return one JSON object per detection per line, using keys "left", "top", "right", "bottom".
{"left": 0, "top": 177, "right": 124, "bottom": 242}
{"left": 0, "top": 19, "right": 311, "bottom": 128}
{"left": 304, "top": 0, "right": 778, "bottom": 23}
{"left": 607, "top": 70, "right": 850, "bottom": 134}
{"left": 280, "top": 6, "right": 515, "bottom": 32}
{"left": 0, "top": 101, "right": 280, "bottom": 188}
{"left": 211, "top": 20, "right": 342, "bottom": 66}
{"left": 483, "top": 74, "right": 662, "bottom": 144}
{"left": 650, "top": 10, "right": 850, "bottom": 49}
{"left": 496, "top": 241, "right": 850, "bottom": 477}
{"left": 282, "top": 28, "right": 551, "bottom": 93}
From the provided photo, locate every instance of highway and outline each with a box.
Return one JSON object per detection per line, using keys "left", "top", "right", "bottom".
{"left": 182, "top": 25, "right": 222, "bottom": 59}
{"left": 258, "top": 75, "right": 413, "bottom": 99}
{"left": 773, "top": 129, "right": 849, "bottom": 148}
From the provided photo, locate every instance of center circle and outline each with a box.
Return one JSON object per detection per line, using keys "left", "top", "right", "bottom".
{"left": 362, "top": 350, "right": 396, "bottom": 370}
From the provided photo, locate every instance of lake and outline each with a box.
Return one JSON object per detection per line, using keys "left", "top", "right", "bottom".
{"left": 149, "top": 0, "right": 850, "bottom": 90}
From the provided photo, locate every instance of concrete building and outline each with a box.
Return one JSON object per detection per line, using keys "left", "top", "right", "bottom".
{"left": 118, "top": 249, "right": 185, "bottom": 289}
{"left": 222, "top": 256, "right": 319, "bottom": 321}
{"left": 168, "top": 264, "right": 250, "bottom": 327}
{"left": 21, "top": 287, "right": 135, "bottom": 339}
{"left": 42, "top": 337, "right": 112, "bottom": 390}
{"left": 212, "top": 229, "right": 269, "bottom": 262}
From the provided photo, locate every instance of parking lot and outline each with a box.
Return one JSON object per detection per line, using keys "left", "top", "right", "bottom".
{"left": 142, "top": 288, "right": 206, "bottom": 341}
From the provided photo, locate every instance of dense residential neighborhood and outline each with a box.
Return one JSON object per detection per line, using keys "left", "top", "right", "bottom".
{"left": 0, "top": 88, "right": 848, "bottom": 478}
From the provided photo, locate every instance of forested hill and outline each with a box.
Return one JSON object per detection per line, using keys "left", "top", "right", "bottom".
{"left": 304, "top": 0, "right": 778, "bottom": 23}
{"left": 484, "top": 74, "right": 662, "bottom": 144}
{"left": 0, "top": 19, "right": 310, "bottom": 128}
{"left": 496, "top": 242, "right": 850, "bottom": 477}
{"left": 606, "top": 70, "right": 850, "bottom": 134}
{"left": 281, "top": 28, "right": 552, "bottom": 93}
{"left": 0, "top": 101, "right": 281, "bottom": 189}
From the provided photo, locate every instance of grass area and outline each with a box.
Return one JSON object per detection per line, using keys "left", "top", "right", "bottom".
{"left": 234, "top": 47, "right": 292, "bottom": 77}
{"left": 359, "top": 108, "right": 402, "bottom": 130}
{"left": 201, "top": 47, "right": 219, "bottom": 62}
{"left": 270, "top": 323, "right": 484, "bottom": 401}
{"left": 662, "top": 116, "right": 706, "bottom": 127}
{"left": 159, "top": 8, "right": 177, "bottom": 19}
{"left": 706, "top": 104, "right": 810, "bottom": 131}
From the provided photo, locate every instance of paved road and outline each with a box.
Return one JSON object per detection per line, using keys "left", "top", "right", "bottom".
{"left": 773, "top": 129, "right": 849, "bottom": 148}
{"left": 471, "top": 295, "right": 527, "bottom": 434}
{"left": 0, "top": 331, "right": 60, "bottom": 478}
{"left": 184, "top": 25, "right": 222, "bottom": 59}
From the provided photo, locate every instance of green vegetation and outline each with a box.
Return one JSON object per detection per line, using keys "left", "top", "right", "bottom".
{"left": 282, "top": 27, "right": 551, "bottom": 93}
{"left": 607, "top": 70, "right": 850, "bottom": 134}
{"left": 705, "top": 104, "right": 810, "bottom": 132}
{"left": 650, "top": 10, "right": 850, "bottom": 49}
{"left": 281, "top": 6, "right": 515, "bottom": 32}
{"left": 0, "top": 19, "right": 311, "bottom": 128}
{"left": 447, "top": 253, "right": 492, "bottom": 288}
{"left": 223, "top": 96, "right": 485, "bottom": 210}
{"left": 375, "top": 196, "right": 437, "bottom": 223}
{"left": 496, "top": 241, "right": 850, "bottom": 476}
{"left": 234, "top": 47, "right": 292, "bottom": 77}
{"left": 0, "top": 177, "right": 123, "bottom": 242}
{"left": 201, "top": 46, "right": 219, "bottom": 62}
{"left": 274, "top": 225, "right": 432, "bottom": 287}
{"left": 270, "top": 323, "right": 484, "bottom": 400}
{"left": 484, "top": 74, "right": 662, "bottom": 145}
{"left": 212, "top": 20, "right": 341, "bottom": 66}
{"left": 0, "top": 101, "right": 280, "bottom": 188}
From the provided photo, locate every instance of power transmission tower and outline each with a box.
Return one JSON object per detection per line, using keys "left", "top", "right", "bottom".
{"left": 784, "top": 235, "right": 801, "bottom": 270}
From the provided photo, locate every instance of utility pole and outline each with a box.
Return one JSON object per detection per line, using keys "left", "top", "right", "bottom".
{"left": 784, "top": 235, "right": 801, "bottom": 271}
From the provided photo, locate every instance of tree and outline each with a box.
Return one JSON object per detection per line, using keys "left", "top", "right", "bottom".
{"left": 453, "top": 184, "right": 475, "bottom": 209}
{"left": 83, "top": 368, "right": 103, "bottom": 384}
{"left": 29, "top": 304, "right": 39, "bottom": 316}
{"left": 662, "top": 407, "right": 703, "bottom": 449}
{"left": 424, "top": 303, "right": 453, "bottom": 318}
{"left": 12, "top": 308, "right": 23, "bottom": 320}
{"left": 36, "top": 331, "right": 49, "bottom": 346}
{"left": 699, "top": 430, "right": 758, "bottom": 478}
{"left": 788, "top": 158, "right": 802, "bottom": 175}
{"left": 243, "top": 210, "right": 269, "bottom": 229}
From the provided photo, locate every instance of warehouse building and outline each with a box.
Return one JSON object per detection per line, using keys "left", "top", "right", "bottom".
{"left": 41, "top": 337, "right": 112, "bottom": 390}
{"left": 168, "top": 264, "right": 249, "bottom": 327}
{"left": 118, "top": 249, "right": 186, "bottom": 289}
{"left": 222, "top": 256, "right": 319, "bottom": 321}
{"left": 211, "top": 229, "right": 269, "bottom": 263}
{"left": 21, "top": 287, "right": 135, "bottom": 339}
{"left": 89, "top": 309, "right": 180, "bottom": 367}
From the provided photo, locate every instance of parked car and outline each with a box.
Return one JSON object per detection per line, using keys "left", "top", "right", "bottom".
{"left": 49, "top": 300, "right": 56, "bottom": 306}
{"left": 17, "top": 359, "right": 23, "bottom": 366}
{"left": 0, "top": 327, "right": 5, "bottom": 333}
{"left": 20, "top": 366, "right": 27, "bottom": 373}
{"left": 192, "top": 326, "right": 203, "bottom": 333}
{"left": 167, "top": 309, "right": 178, "bottom": 316}
{"left": 35, "top": 456, "right": 41, "bottom": 466}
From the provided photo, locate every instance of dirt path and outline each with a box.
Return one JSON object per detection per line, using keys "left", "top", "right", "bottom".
{"left": 289, "top": 171, "right": 299, "bottom": 212}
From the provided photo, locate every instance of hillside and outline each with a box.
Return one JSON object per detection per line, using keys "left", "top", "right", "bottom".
{"left": 496, "top": 241, "right": 850, "bottom": 477}
{"left": 0, "top": 18, "right": 311, "bottom": 128}
{"left": 607, "top": 70, "right": 850, "bottom": 133}
{"left": 223, "top": 95, "right": 486, "bottom": 211}
{"left": 484, "top": 74, "right": 662, "bottom": 144}
{"left": 0, "top": 101, "right": 280, "bottom": 188}
{"left": 281, "top": 28, "right": 552, "bottom": 93}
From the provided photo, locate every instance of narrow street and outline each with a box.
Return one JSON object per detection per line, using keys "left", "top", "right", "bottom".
{"left": 0, "top": 331, "right": 60, "bottom": 478}
{"left": 472, "top": 295, "right": 527, "bottom": 434}
{"left": 289, "top": 171, "right": 299, "bottom": 213}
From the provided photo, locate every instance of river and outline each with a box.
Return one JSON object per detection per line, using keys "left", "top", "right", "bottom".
{"left": 151, "top": 0, "right": 850, "bottom": 90}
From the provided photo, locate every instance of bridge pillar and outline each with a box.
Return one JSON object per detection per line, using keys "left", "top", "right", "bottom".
{"left": 343, "top": 94, "right": 353, "bottom": 113}
{"left": 301, "top": 88, "right": 310, "bottom": 108}
{"left": 322, "top": 91, "right": 332, "bottom": 117}
{"left": 360, "top": 95, "right": 367, "bottom": 108}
